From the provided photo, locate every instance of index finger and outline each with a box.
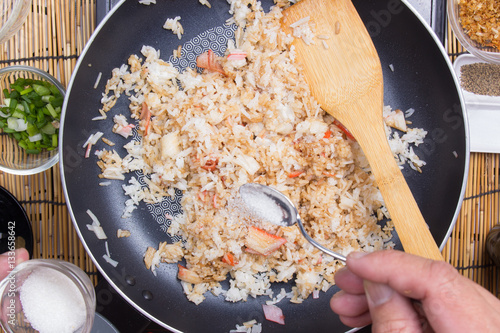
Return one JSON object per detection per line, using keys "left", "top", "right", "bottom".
{"left": 346, "top": 250, "right": 460, "bottom": 300}
{"left": 334, "top": 266, "right": 365, "bottom": 295}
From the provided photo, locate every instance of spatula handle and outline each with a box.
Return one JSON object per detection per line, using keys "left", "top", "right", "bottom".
{"left": 359, "top": 126, "right": 444, "bottom": 261}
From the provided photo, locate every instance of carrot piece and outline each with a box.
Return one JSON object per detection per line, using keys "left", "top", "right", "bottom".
{"left": 222, "top": 252, "right": 238, "bottom": 266}
{"left": 288, "top": 171, "right": 304, "bottom": 178}
{"left": 333, "top": 119, "right": 355, "bottom": 141}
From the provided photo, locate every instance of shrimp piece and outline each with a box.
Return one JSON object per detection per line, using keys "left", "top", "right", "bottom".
{"left": 196, "top": 49, "right": 225, "bottom": 75}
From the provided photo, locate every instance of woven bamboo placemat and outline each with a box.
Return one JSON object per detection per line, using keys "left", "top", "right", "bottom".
{"left": 0, "top": 1, "right": 498, "bottom": 329}
{"left": 0, "top": 0, "right": 98, "bottom": 286}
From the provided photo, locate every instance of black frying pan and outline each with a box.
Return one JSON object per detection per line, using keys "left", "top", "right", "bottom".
{"left": 60, "top": 0, "right": 469, "bottom": 332}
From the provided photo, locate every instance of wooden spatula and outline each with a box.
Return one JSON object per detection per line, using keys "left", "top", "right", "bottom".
{"left": 282, "top": 0, "right": 443, "bottom": 261}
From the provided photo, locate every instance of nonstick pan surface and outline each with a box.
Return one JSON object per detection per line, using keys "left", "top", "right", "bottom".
{"left": 60, "top": 0, "right": 469, "bottom": 331}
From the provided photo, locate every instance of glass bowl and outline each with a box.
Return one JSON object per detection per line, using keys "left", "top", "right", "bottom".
{"left": 0, "top": 259, "right": 96, "bottom": 333}
{"left": 0, "top": 65, "right": 64, "bottom": 175}
{"left": 447, "top": 0, "right": 500, "bottom": 64}
{"left": 0, "top": 0, "right": 32, "bottom": 44}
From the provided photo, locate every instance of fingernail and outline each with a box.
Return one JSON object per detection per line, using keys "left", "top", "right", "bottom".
{"left": 1, "top": 248, "right": 23, "bottom": 256}
{"left": 347, "top": 251, "right": 368, "bottom": 260}
{"left": 1, "top": 248, "right": 29, "bottom": 264}
{"left": 330, "top": 289, "right": 345, "bottom": 301}
{"left": 15, "top": 248, "right": 29, "bottom": 263}
{"left": 334, "top": 266, "right": 348, "bottom": 278}
{"left": 364, "top": 280, "right": 394, "bottom": 307}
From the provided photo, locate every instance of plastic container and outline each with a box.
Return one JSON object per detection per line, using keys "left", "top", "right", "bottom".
{"left": 447, "top": 0, "right": 500, "bottom": 64}
{"left": 0, "top": 259, "right": 96, "bottom": 333}
{"left": 0, "top": 65, "right": 64, "bottom": 175}
{"left": 0, "top": 0, "right": 32, "bottom": 44}
{"left": 453, "top": 54, "right": 500, "bottom": 153}
{"left": 91, "top": 313, "right": 119, "bottom": 333}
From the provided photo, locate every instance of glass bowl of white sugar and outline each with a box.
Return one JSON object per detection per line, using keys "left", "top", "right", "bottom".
{"left": 0, "top": 259, "right": 96, "bottom": 333}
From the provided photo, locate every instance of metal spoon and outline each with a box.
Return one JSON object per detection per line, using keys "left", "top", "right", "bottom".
{"left": 239, "top": 183, "right": 346, "bottom": 262}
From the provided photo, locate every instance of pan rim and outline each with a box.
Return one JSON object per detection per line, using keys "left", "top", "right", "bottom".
{"left": 400, "top": 0, "right": 470, "bottom": 251}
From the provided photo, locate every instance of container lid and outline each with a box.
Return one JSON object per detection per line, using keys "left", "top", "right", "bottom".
{"left": 453, "top": 54, "right": 500, "bottom": 153}
{"left": 91, "top": 313, "right": 120, "bottom": 333}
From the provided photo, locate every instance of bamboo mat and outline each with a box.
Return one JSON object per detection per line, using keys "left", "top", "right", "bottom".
{"left": 0, "top": 0, "right": 498, "bottom": 327}
{"left": 0, "top": 0, "right": 98, "bottom": 286}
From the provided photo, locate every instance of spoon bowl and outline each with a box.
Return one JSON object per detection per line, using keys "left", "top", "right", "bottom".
{"left": 239, "top": 183, "right": 346, "bottom": 262}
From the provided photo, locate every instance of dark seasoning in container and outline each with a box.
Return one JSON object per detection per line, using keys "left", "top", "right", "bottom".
{"left": 460, "top": 61, "right": 500, "bottom": 96}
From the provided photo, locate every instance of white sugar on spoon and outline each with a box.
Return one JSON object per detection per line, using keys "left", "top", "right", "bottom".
{"left": 240, "top": 187, "right": 286, "bottom": 226}
{"left": 239, "top": 183, "right": 347, "bottom": 262}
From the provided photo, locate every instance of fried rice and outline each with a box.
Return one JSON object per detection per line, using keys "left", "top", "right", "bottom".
{"left": 95, "top": 0, "right": 426, "bottom": 305}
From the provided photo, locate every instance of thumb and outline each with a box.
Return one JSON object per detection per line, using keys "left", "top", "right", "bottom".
{"left": 0, "top": 248, "right": 29, "bottom": 280}
{"left": 364, "top": 280, "right": 426, "bottom": 333}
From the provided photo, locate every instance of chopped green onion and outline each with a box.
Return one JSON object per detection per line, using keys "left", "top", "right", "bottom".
{"left": 9, "top": 91, "right": 19, "bottom": 100}
{"left": 33, "top": 84, "right": 51, "bottom": 96}
{"left": 16, "top": 119, "right": 28, "bottom": 132}
{"left": 40, "top": 122, "right": 56, "bottom": 135}
{"left": 20, "top": 87, "right": 33, "bottom": 95}
{"left": 22, "top": 101, "right": 31, "bottom": 115}
{"left": 41, "top": 95, "right": 54, "bottom": 103}
{"left": 26, "top": 149, "right": 41, "bottom": 154}
{"left": 29, "top": 133, "right": 42, "bottom": 142}
{"left": 11, "top": 110, "right": 24, "bottom": 119}
{"left": 7, "top": 117, "right": 18, "bottom": 130}
{"left": 50, "top": 96, "right": 64, "bottom": 107}
{"left": 27, "top": 124, "right": 39, "bottom": 137}
{"left": 0, "top": 77, "right": 63, "bottom": 153}
{"left": 48, "top": 85, "right": 60, "bottom": 96}
{"left": 12, "top": 132, "right": 21, "bottom": 141}
{"left": 45, "top": 103, "right": 57, "bottom": 118}
{"left": 14, "top": 103, "right": 24, "bottom": 112}
{"left": 9, "top": 99, "right": 17, "bottom": 110}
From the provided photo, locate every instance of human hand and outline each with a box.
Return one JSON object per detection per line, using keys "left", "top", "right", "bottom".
{"left": 0, "top": 248, "right": 29, "bottom": 280}
{"left": 330, "top": 250, "right": 500, "bottom": 332}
